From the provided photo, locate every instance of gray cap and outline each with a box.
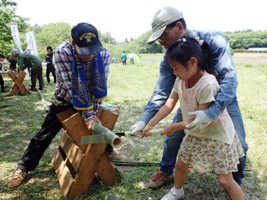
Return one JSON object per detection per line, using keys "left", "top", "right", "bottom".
{"left": 11, "top": 48, "right": 20, "bottom": 55}
{"left": 147, "top": 7, "right": 183, "bottom": 44}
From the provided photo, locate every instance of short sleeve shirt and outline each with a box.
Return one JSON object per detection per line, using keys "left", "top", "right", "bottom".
{"left": 173, "top": 73, "right": 235, "bottom": 144}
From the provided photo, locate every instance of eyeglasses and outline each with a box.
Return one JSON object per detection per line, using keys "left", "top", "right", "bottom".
{"left": 158, "top": 27, "right": 172, "bottom": 41}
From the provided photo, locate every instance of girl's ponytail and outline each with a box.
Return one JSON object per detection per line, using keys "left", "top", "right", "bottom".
{"left": 200, "top": 41, "right": 214, "bottom": 75}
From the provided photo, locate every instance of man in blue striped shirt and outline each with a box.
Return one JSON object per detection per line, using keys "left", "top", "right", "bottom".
{"left": 8, "top": 22, "right": 112, "bottom": 189}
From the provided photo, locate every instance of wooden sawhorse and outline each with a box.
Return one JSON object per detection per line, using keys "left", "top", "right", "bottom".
{"left": 52, "top": 105, "right": 121, "bottom": 199}
{"left": 7, "top": 70, "right": 30, "bottom": 95}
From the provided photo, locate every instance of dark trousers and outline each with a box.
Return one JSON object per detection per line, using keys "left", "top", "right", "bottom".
{"left": 18, "top": 103, "right": 113, "bottom": 171}
{"left": 0, "top": 74, "right": 4, "bottom": 92}
{"left": 18, "top": 103, "right": 73, "bottom": 171}
{"left": 46, "top": 66, "right": 56, "bottom": 83}
{"left": 31, "top": 68, "right": 44, "bottom": 90}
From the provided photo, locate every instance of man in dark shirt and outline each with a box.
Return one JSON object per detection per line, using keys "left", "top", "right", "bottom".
{"left": 11, "top": 49, "right": 44, "bottom": 91}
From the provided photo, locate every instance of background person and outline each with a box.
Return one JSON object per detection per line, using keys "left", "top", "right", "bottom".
{"left": 129, "top": 6, "right": 248, "bottom": 188}
{"left": 0, "top": 53, "right": 10, "bottom": 92}
{"left": 121, "top": 51, "right": 127, "bottom": 65}
{"left": 11, "top": 49, "right": 44, "bottom": 91}
{"left": 7, "top": 22, "right": 112, "bottom": 189}
{"left": 8, "top": 56, "right": 17, "bottom": 71}
{"left": 45, "top": 46, "right": 56, "bottom": 83}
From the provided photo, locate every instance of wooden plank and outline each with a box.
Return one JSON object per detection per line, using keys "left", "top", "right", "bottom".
{"left": 54, "top": 108, "right": 120, "bottom": 199}
{"left": 55, "top": 159, "right": 75, "bottom": 198}
{"left": 16, "top": 70, "right": 30, "bottom": 95}
{"left": 56, "top": 109, "right": 76, "bottom": 124}
{"left": 67, "top": 142, "right": 107, "bottom": 199}
{"left": 67, "top": 143, "right": 84, "bottom": 173}
{"left": 51, "top": 150, "right": 62, "bottom": 171}
{"left": 96, "top": 107, "right": 103, "bottom": 118}
{"left": 7, "top": 70, "right": 24, "bottom": 95}
{"left": 61, "top": 112, "right": 91, "bottom": 152}
{"left": 60, "top": 132, "right": 73, "bottom": 156}
{"left": 70, "top": 111, "right": 119, "bottom": 196}
{"left": 7, "top": 70, "right": 30, "bottom": 95}
{"left": 52, "top": 132, "right": 71, "bottom": 171}
{"left": 99, "top": 110, "right": 118, "bottom": 130}
{"left": 57, "top": 132, "right": 84, "bottom": 172}
{"left": 97, "top": 154, "right": 121, "bottom": 186}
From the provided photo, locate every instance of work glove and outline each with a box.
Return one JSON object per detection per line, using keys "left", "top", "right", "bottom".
{"left": 129, "top": 120, "right": 146, "bottom": 135}
{"left": 186, "top": 110, "right": 212, "bottom": 130}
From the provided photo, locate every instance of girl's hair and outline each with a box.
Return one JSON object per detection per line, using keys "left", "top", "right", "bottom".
{"left": 0, "top": 54, "right": 6, "bottom": 58}
{"left": 166, "top": 37, "right": 214, "bottom": 74}
{"left": 47, "top": 46, "right": 53, "bottom": 51}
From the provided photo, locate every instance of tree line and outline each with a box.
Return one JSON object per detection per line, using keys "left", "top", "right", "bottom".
{"left": 1, "top": 0, "right": 267, "bottom": 62}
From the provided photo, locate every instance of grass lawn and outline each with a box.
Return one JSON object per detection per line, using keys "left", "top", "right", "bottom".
{"left": 0, "top": 53, "right": 266, "bottom": 199}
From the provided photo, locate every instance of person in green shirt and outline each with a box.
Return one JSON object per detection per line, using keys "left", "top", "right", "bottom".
{"left": 11, "top": 49, "right": 44, "bottom": 91}
{"left": 121, "top": 51, "right": 127, "bottom": 65}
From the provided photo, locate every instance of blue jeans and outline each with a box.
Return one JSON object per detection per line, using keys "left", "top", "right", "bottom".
{"left": 160, "top": 99, "right": 248, "bottom": 185}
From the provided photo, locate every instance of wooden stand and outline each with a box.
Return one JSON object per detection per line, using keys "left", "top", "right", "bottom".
{"left": 7, "top": 70, "right": 30, "bottom": 95}
{"left": 52, "top": 106, "right": 121, "bottom": 199}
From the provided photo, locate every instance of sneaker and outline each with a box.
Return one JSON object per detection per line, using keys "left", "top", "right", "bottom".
{"left": 7, "top": 169, "right": 28, "bottom": 188}
{"left": 146, "top": 170, "right": 173, "bottom": 188}
{"left": 161, "top": 187, "right": 185, "bottom": 200}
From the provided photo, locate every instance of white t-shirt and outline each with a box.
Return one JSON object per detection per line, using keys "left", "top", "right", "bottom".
{"left": 173, "top": 73, "right": 235, "bottom": 144}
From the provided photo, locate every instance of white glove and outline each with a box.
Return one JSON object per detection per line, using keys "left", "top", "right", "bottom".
{"left": 186, "top": 110, "right": 212, "bottom": 130}
{"left": 129, "top": 121, "right": 146, "bottom": 135}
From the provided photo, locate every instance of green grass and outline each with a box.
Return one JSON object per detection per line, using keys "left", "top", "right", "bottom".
{"left": 235, "top": 57, "right": 267, "bottom": 199}
{"left": 0, "top": 53, "right": 266, "bottom": 199}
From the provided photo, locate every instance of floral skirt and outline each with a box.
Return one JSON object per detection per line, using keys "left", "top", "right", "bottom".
{"left": 178, "top": 134, "right": 244, "bottom": 174}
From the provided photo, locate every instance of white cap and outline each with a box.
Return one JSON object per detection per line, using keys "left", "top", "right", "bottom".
{"left": 147, "top": 7, "right": 183, "bottom": 44}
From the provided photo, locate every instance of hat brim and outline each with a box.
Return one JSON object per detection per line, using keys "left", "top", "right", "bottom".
{"left": 75, "top": 40, "right": 103, "bottom": 56}
{"left": 147, "top": 26, "right": 166, "bottom": 44}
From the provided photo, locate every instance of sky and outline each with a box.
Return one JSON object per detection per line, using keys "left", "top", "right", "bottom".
{"left": 15, "top": 0, "right": 267, "bottom": 42}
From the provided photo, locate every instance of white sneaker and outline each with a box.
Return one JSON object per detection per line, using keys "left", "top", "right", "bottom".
{"left": 161, "top": 187, "right": 185, "bottom": 200}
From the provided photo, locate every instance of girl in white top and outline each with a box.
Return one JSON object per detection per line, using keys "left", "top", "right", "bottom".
{"left": 142, "top": 38, "right": 244, "bottom": 200}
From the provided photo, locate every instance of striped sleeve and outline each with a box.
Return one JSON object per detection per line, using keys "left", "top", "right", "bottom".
{"left": 100, "top": 48, "right": 111, "bottom": 81}
{"left": 53, "top": 43, "right": 73, "bottom": 102}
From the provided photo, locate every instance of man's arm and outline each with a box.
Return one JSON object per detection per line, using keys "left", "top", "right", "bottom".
{"left": 53, "top": 45, "right": 73, "bottom": 102}
{"left": 129, "top": 58, "right": 176, "bottom": 134}
{"left": 17, "top": 55, "right": 25, "bottom": 70}
{"left": 146, "top": 91, "right": 178, "bottom": 128}
{"left": 200, "top": 31, "right": 238, "bottom": 120}
{"left": 141, "top": 59, "right": 176, "bottom": 123}
{"left": 142, "top": 91, "right": 178, "bottom": 137}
